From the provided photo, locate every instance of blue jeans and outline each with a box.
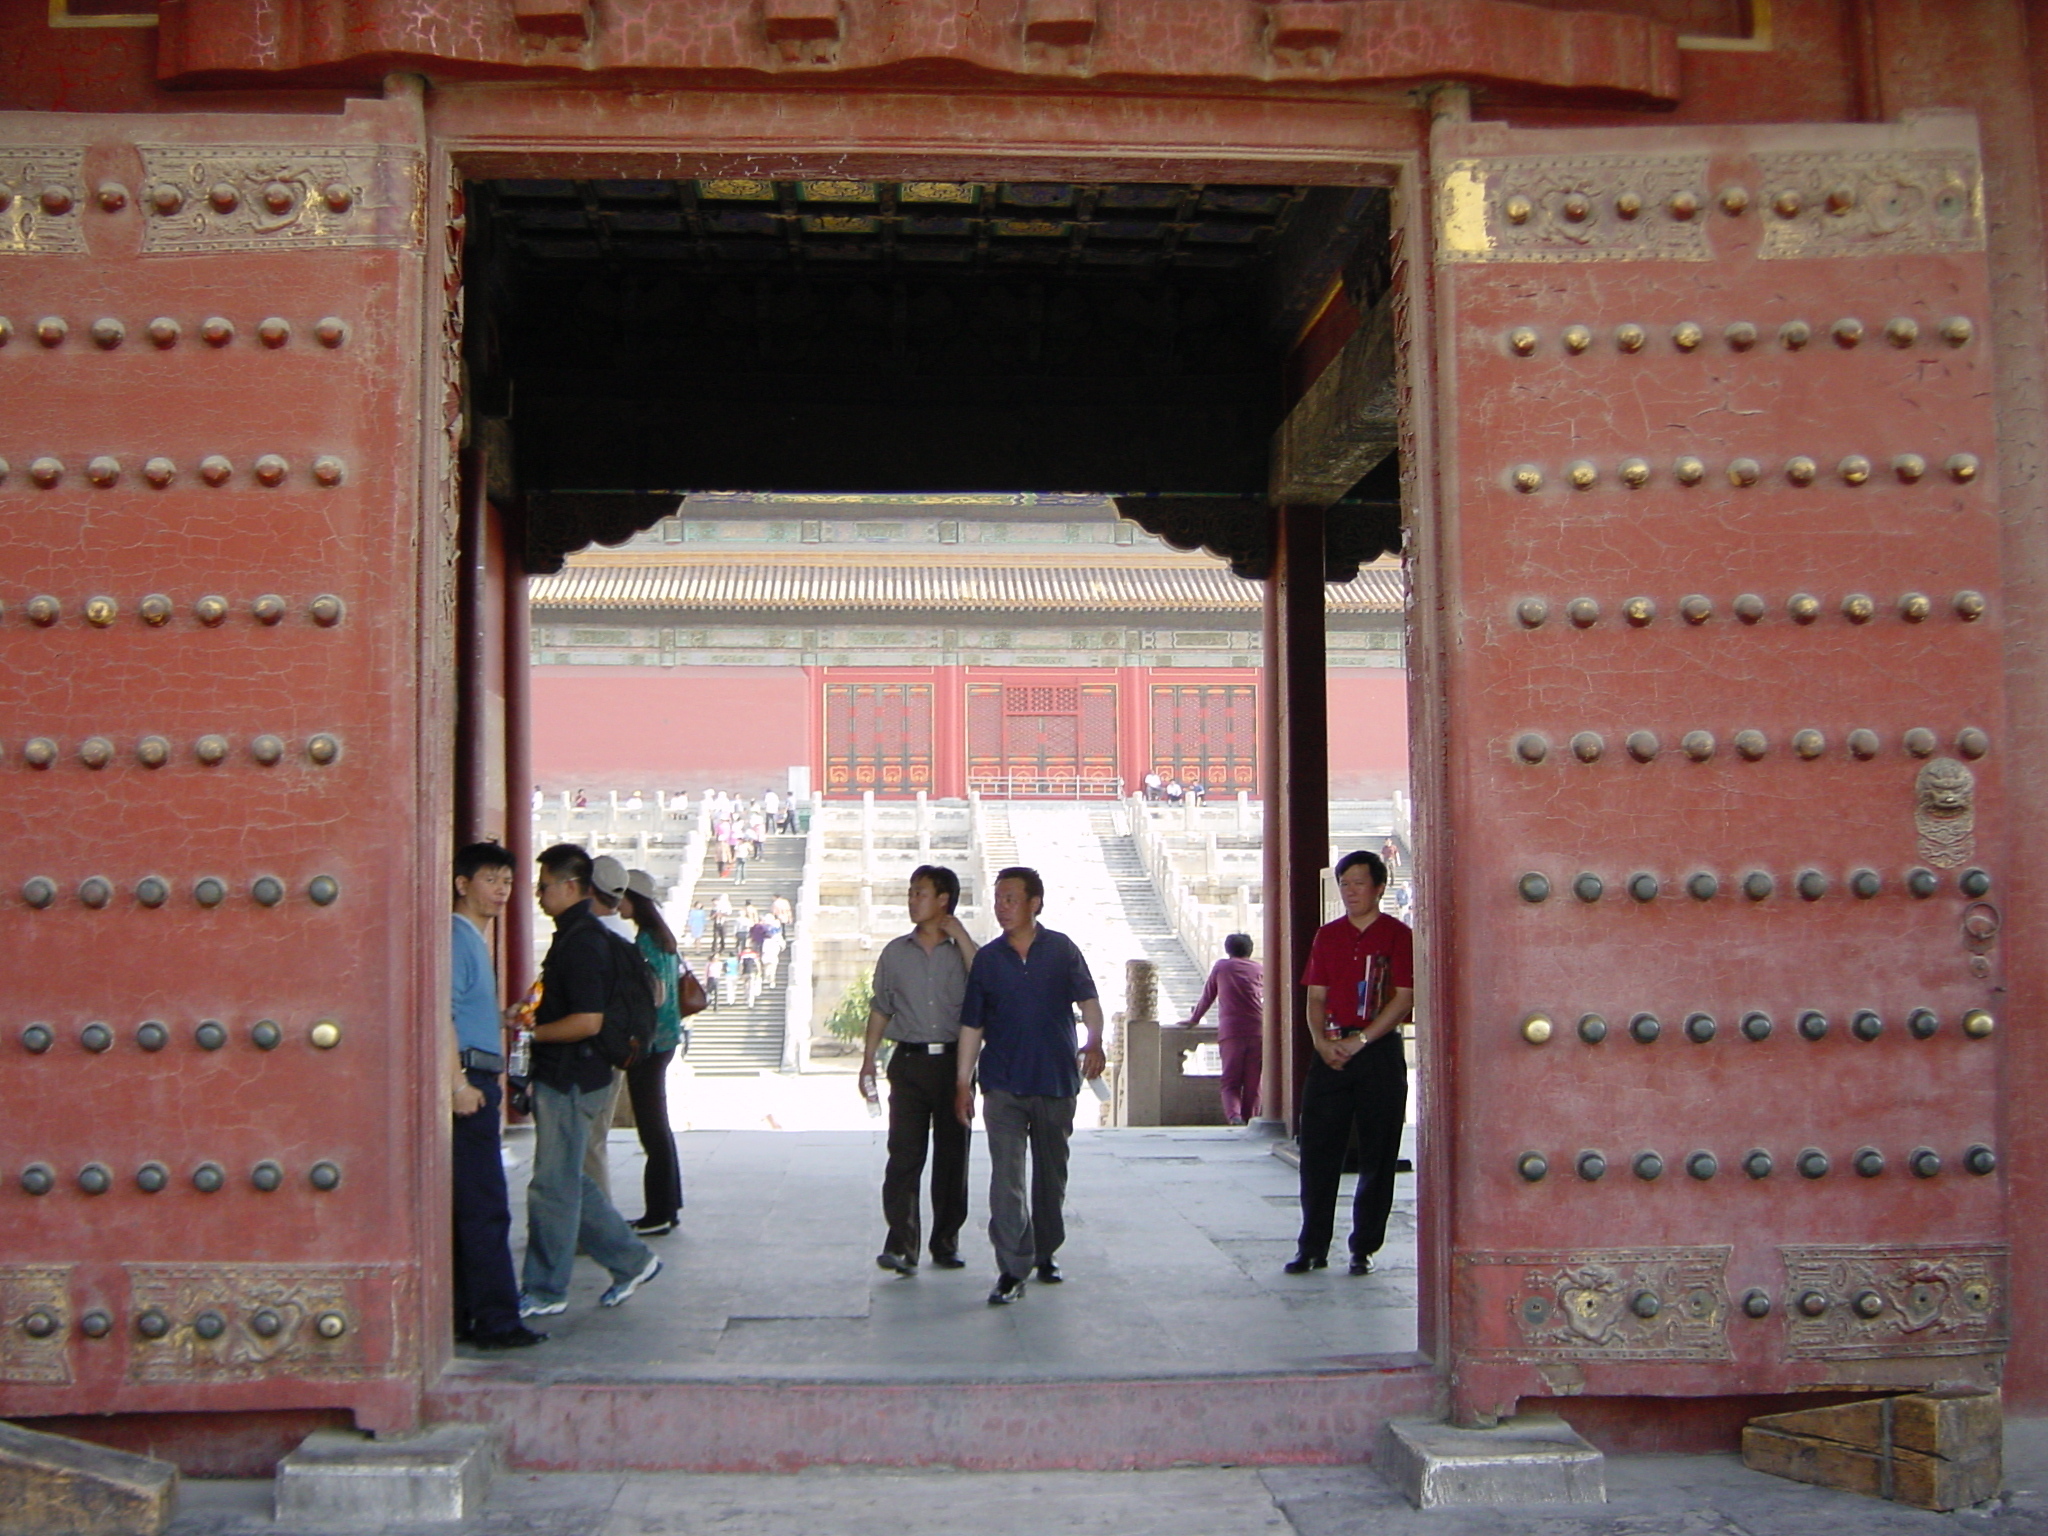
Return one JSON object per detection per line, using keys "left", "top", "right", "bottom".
{"left": 522, "top": 1078, "right": 653, "bottom": 1305}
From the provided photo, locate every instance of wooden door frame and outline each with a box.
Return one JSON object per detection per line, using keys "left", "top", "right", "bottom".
{"left": 423, "top": 83, "right": 1445, "bottom": 1373}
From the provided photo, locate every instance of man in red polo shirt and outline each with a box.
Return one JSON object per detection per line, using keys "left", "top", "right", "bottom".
{"left": 1286, "top": 850, "right": 1414, "bottom": 1277}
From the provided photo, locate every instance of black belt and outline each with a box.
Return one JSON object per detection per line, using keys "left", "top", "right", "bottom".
{"left": 894, "top": 1041, "right": 956, "bottom": 1055}
{"left": 460, "top": 1048, "right": 504, "bottom": 1073}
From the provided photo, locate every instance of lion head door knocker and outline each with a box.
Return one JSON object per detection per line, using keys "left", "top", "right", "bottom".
{"left": 1915, "top": 756, "right": 1976, "bottom": 869}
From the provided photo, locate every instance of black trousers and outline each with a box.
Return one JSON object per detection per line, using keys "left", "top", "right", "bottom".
{"left": 882, "top": 1046, "right": 971, "bottom": 1261}
{"left": 452, "top": 1070, "right": 523, "bottom": 1336}
{"left": 624, "top": 1046, "right": 683, "bottom": 1225}
{"left": 1296, "top": 1038, "right": 1408, "bottom": 1262}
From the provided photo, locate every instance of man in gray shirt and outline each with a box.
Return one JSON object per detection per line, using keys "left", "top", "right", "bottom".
{"left": 860, "top": 865, "right": 979, "bottom": 1274}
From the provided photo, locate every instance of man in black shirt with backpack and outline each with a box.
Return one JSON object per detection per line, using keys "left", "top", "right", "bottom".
{"left": 519, "top": 843, "right": 663, "bottom": 1320}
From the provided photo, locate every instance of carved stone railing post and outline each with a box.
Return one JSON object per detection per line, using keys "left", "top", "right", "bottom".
{"left": 1119, "top": 959, "right": 1159, "bottom": 1127}
{"left": 1126, "top": 957, "right": 1157, "bottom": 1026}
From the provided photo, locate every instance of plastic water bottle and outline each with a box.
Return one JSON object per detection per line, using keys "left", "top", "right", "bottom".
{"left": 508, "top": 1029, "right": 532, "bottom": 1081}
{"left": 862, "top": 1074, "right": 882, "bottom": 1118}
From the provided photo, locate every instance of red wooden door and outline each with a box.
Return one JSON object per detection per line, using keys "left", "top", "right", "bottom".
{"left": 965, "top": 677, "right": 1118, "bottom": 796}
{"left": 1150, "top": 681, "right": 1259, "bottom": 793}
{"left": 822, "top": 679, "right": 934, "bottom": 796}
{"left": 1431, "top": 113, "right": 2007, "bottom": 1418}
{"left": 0, "top": 100, "right": 434, "bottom": 1428}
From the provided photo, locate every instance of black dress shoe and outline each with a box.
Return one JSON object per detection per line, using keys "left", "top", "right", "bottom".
{"left": 1283, "top": 1254, "right": 1328, "bottom": 1275}
{"left": 930, "top": 1254, "right": 966, "bottom": 1269}
{"left": 987, "top": 1273, "right": 1026, "bottom": 1305}
{"left": 876, "top": 1251, "right": 917, "bottom": 1275}
{"left": 1034, "top": 1260, "right": 1063, "bottom": 1284}
{"left": 472, "top": 1325, "right": 549, "bottom": 1350}
{"left": 1349, "top": 1256, "right": 1375, "bottom": 1276}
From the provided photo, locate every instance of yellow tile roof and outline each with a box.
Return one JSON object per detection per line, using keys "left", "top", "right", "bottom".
{"left": 531, "top": 552, "right": 1404, "bottom": 614}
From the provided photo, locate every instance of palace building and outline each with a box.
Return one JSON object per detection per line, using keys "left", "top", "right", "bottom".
{"left": 527, "top": 495, "right": 1410, "bottom": 799}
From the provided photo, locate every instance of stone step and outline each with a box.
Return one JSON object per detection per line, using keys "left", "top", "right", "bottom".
{"left": 275, "top": 1425, "right": 500, "bottom": 1528}
{"left": 1376, "top": 1415, "right": 1605, "bottom": 1509}
{"left": 426, "top": 1368, "right": 1437, "bottom": 1473}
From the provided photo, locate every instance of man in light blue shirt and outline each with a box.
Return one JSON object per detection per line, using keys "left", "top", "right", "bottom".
{"left": 451, "top": 842, "right": 546, "bottom": 1350}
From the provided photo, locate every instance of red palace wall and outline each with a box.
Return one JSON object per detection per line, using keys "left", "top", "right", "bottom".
{"left": 530, "top": 663, "right": 1409, "bottom": 800}
{"left": 530, "top": 667, "right": 812, "bottom": 796}
{"left": 1327, "top": 670, "right": 1410, "bottom": 799}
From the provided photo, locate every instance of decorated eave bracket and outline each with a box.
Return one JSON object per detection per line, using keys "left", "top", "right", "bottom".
{"left": 1114, "top": 278, "right": 1402, "bottom": 583}
{"left": 522, "top": 491, "right": 682, "bottom": 576}
{"left": 1111, "top": 497, "right": 1398, "bottom": 585}
{"left": 518, "top": 488, "right": 1396, "bottom": 584}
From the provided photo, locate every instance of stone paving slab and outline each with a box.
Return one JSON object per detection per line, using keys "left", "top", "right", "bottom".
{"left": 1267, "top": 1429, "right": 2048, "bottom": 1535}
{"left": 466, "top": 1121, "right": 1417, "bottom": 1384}
{"left": 157, "top": 1422, "right": 2048, "bottom": 1536}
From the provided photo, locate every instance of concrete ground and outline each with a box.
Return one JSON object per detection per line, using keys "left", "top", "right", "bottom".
{"left": 164, "top": 1420, "right": 2048, "bottom": 1535}
{"left": 451, "top": 1087, "right": 1418, "bottom": 1383}
{"left": 150, "top": 1078, "right": 2048, "bottom": 1532}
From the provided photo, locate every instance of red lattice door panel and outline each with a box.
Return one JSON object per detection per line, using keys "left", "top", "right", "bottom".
{"left": 1003, "top": 687, "right": 1079, "bottom": 790}
{"left": 1150, "top": 683, "right": 1258, "bottom": 792}
{"left": 1431, "top": 113, "right": 2007, "bottom": 1416}
{"left": 965, "top": 681, "right": 1006, "bottom": 791}
{"left": 0, "top": 102, "right": 433, "bottom": 1427}
{"left": 966, "top": 678, "right": 1116, "bottom": 796}
{"left": 823, "top": 681, "right": 934, "bottom": 796}
{"left": 1076, "top": 682, "right": 1119, "bottom": 788}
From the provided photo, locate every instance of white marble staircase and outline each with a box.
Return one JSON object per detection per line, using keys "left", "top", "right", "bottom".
{"left": 984, "top": 802, "right": 1206, "bottom": 1023}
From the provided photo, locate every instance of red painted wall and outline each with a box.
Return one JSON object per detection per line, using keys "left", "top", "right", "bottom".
{"left": 530, "top": 667, "right": 810, "bottom": 794}
{"left": 1327, "top": 668, "right": 1411, "bottom": 798}
{"left": 530, "top": 662, "right": 1411, "bottom": 800}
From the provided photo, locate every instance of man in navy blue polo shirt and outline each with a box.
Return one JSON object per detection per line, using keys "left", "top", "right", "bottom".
{"left": 955, "top": 866, "right": 1105, "bottom": 1305}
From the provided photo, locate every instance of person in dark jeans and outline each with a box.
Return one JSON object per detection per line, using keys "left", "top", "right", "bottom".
{"left": 859, "top": 865, "right": 979, "bottom": 1274}
{"left": 449, "top": 841, "right": 547, "bottom": 1350}
{"left": 621, "top": 868, "right": 690, "bottom": 1237}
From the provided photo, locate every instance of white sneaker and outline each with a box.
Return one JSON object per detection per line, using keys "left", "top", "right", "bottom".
{"left": 518, "top": 1295, "right": 567, "bottom": 1318}
{"left": 600, "top": 1255, "right": 663, "bottom": 1308}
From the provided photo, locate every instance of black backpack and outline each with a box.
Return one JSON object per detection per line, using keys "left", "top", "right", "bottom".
{"left": 593, "top": 930, "right": 659, "bottom": 1070}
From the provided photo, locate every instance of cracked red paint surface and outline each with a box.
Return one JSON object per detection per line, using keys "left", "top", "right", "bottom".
{"left": 153, "top": 0, "right": 1681, "bottom": 101}
{"left": 1432, "top": 114, "right": 2007, "bottom": 1415}
{"left": 0, "top": 101, "right": 432, "bottom": 1430}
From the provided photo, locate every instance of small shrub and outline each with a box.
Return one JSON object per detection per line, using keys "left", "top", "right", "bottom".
{"left": 823, "top": 969, "right": 874, "bottom": 1041}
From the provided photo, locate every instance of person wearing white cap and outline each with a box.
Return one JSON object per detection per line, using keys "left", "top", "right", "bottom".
{"left": 588, "top": 855, "right": 637, "bottom": 940}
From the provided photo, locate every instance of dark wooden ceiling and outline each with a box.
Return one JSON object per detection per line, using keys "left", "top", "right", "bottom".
{"left": 464, "top": 177, "right": 1394, "bottom": 571}
{"left": 481, "top": 176, "right": 1325, "bottom": 275}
